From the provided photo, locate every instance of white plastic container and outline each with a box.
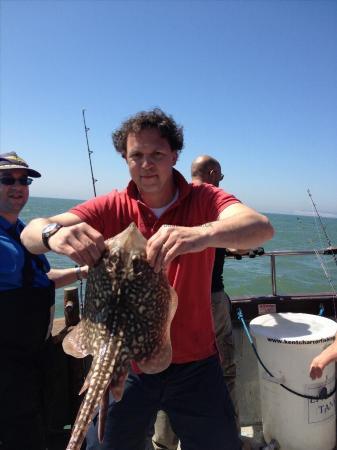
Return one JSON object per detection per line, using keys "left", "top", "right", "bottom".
{"left": 250, "top": 313, "right": 337, "bottom": 450}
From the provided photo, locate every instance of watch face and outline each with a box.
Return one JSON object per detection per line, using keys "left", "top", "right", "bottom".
{"left": 43, "top": 223, "right": 60, "bottom": 235}
{"left": 42, "top": 223, "right": 62, "bottom": 249}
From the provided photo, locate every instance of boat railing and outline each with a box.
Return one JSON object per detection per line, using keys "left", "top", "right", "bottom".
{"left": 226, "top": 247, "right": 337, "bottom": 297}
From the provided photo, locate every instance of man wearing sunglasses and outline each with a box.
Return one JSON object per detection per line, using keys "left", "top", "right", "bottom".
{"left": 0, "top": 152, "right": 88, "bottom": 450}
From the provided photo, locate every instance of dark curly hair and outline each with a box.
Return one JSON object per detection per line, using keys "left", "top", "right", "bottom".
{"left": 112, "top": 108, "right": 184, "bottom": 157}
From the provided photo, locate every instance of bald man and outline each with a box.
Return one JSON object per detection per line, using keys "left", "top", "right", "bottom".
{"left": 191, "top": 155, "right": 238, "bottom": 416}
{"left": 191, "top": 155, "right": 224, "bottom": 188}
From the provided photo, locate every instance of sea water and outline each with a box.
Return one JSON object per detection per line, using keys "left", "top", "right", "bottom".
{"left": 21, "top": 196, "right": 337, "bottom": 318}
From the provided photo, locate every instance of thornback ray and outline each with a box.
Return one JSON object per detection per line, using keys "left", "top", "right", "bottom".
{"left": 62, "top": 223, "right": 178, "bottom": 450}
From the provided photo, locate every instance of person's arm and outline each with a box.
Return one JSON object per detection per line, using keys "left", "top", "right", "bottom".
{"left": 146, "top": 203, "right": 274, "bottom": 273}
{"left": 47, "top": 265, "right": 89, "bottom": 289}
{"left": 21, "top": 212, "right": 106, "bottom": 266}
{"left": 309, "top": 336, "right": 337, "bottom": 380}
{"left": 214, "top": 203, "right": 273, "bottom": 249}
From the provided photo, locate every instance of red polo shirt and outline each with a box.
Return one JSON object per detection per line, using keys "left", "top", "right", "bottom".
{"left": 70, "top": 170, "right": 239, "bottom": 363}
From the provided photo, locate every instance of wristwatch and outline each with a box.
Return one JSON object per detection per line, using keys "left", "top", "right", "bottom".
{"left": 42, "top": 223, "right": 63, "bottom": 249}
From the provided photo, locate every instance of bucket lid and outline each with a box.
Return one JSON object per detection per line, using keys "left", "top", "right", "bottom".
{"left": 250, "top": 313, "right": 337, "bottom": 344}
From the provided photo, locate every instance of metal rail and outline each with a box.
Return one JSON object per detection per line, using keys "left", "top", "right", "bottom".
{"left": 262, "top": 248, "right": 337, "bottom": 257}
{"left": 226, "top": 247, "right": 337, "bottom": 296}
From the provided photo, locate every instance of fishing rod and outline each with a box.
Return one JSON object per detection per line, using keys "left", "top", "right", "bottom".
{"left": 82, "top": 109, "right": 98, "bottom": 197}
{"left": 307, "top": 189, "right": 337, "bottom": 269}
{"left": 78, "top": 109, "right": 98, "bottom": 317}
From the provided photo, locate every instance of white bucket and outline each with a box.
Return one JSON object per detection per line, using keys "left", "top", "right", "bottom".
{"left": 250, "top": 313, "right": 337, "bottom": 450}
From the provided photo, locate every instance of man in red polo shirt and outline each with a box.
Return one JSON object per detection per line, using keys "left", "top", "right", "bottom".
{"left": 22, "top": 108, "right": 274, "bottom": 450}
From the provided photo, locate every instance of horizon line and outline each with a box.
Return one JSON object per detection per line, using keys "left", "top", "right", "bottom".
{"left": 28, "top": 196, "right": 337, "bottom": 219}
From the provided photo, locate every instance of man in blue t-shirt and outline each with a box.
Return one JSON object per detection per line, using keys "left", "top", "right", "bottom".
{"left": 0, "top": 152, "right": 88, "bottom": 450}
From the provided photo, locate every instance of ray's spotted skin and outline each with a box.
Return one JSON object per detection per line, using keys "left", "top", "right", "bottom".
{"left": 62, "top": 223, "right": 177, "bottom": 450}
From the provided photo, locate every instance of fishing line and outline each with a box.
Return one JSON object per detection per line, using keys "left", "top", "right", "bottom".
{"left": 307, "top": 189, "right": 337, "bottom": 269}
{"left": 296, "top": 193, "right": 337, "bottom": 318}
{"left": 302, "top": 220, "right": 336, "bottom": 291}
{"left": 296, "top": 217, "right": 337, "bottom": 301}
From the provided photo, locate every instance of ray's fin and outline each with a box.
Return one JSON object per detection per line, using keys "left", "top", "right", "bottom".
{"left": 63, "top": 321, "right": 91, "bottom": 358}
{"left": 138, "top": 286, "right": 178, "bottom": 373}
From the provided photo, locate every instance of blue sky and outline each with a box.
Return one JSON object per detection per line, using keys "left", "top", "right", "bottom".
{"left": 1, "top": 0, "right": 336, "bottom": 216}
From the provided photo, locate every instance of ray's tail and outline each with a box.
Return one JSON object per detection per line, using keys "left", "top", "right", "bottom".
{"left": 66, "top": 338, "right": 122, "bottom": 450}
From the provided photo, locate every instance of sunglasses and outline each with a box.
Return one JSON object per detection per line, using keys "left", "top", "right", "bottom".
{"left": 0, "top": 177, "right": 33, "bottom": 186}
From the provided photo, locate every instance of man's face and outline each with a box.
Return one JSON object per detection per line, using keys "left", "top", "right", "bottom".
{"left": 0, "top": 169, "right": 30, "bottom": 221}
{"left": 126, "top": 128, "right": 177, "bottom": 196}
